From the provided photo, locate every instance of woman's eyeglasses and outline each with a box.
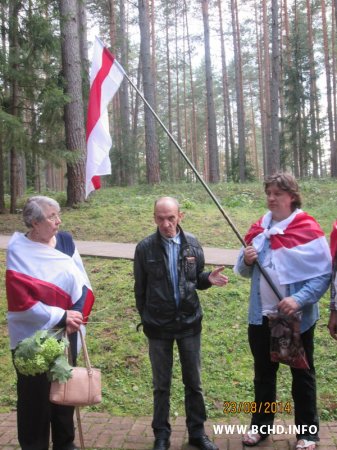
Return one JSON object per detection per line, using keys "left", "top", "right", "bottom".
{"left": 45, "top": 213, "right": 61, "bottom": 222}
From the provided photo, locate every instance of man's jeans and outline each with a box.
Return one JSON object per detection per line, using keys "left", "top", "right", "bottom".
{"left": 248, "top": 317, "right": 319, "bottom": 441}
{"left": 148, "top": 333, "right": 207, "bottom": 439}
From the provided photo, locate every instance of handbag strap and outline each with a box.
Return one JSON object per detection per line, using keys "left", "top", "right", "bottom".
{"left": 78, "top": 328, "right": 92, "bottom": 371}
{"left": 65, "top": 328, "right": 92, "bottom": 372}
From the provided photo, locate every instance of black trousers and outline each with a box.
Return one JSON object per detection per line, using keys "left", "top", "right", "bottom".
{"left": 148, "top": 333, "right": 207, "bottom": 439}
{"left": 16, "top": 371, "right": 75, "bottom": 450}
{"left": 248, "top": 317, "right": 319, "bottom": 441}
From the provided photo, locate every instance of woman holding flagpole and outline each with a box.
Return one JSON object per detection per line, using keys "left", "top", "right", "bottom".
{"left": 6, "top": 196, "right": 95, "bottom": 450}
{"left": 234, "top": 173, "right": 331, "bottom": 450}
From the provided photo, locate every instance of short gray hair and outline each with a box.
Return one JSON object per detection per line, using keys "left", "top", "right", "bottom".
{"left": 23, "top": 196, "right": 60, "bottom": 228}
{"left": 154, "top": 196, "right": 180, "bottom": 212}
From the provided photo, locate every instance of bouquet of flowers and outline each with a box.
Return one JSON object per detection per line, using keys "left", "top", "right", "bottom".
{"left": 14, "top": 330, "right": 73, "bottom": 383}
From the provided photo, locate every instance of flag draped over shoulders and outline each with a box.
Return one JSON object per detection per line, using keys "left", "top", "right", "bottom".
{"left": 85, "top": 37, "right": 125, "bottom": 198}
{"left": 244, "top": 210, "right": 331, "bottom": 285}
{"left": 6, "top": 232, "right": 94, "bottom": 349}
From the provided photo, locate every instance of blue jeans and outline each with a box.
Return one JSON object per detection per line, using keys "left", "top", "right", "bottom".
{"left": 148, "top": 333, "right": 207, "bottom": 439}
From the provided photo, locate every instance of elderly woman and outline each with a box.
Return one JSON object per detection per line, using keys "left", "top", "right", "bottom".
{"left": 6, "top": 196, "right": 94, "bottom": 450}
{"left": 234, "top": 173, "right": 331, "bottom": 450}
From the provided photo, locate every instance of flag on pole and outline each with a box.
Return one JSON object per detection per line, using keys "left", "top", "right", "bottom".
{"left": 85, "top": 37, "right": 125, "bottom": 198}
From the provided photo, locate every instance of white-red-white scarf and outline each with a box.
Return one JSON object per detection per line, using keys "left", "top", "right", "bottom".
{"left": 242, "top": 209, "right": 331, "bottom": 285}
{"left": 6, "top": 232, "right": 94, "bottom": 349}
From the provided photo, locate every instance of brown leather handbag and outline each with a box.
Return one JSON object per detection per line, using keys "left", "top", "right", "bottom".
{"left": 49, "top": 329, "right": 102, "bottom": 406}
{"left": 268, "top": 312, "right": 309, "bottom": 369}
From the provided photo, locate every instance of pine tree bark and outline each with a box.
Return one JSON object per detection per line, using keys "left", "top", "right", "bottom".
{"left": 0, "top": 1, "right": 7, "bottom": 212}
{"left": 332, "top": 1, "right": 337, "bottom": 173}
{"left": 77, "top": 0, "right": 89, "bottom": 113}
{"left": 218, "top": 0, "right": 234, "bottom": 180}
{"left": 269, "top": 0, "right": 280, "bottom": 173}
{"left": 202, "top": 0, "right": 219, "bottom": 183}
{"left": 306, "top": 0, "right": 319, "bottom": 177}
{"left": 184, "top": 0, "right": 199, "bottom": 171}
{"left": 165, "top": 3, "right": 174, "bottom": 181}
{"left": 255, "top": 1, "right": 267, "bottom": 175}
{"left": 108, "top": 0, "right": 122, "bottom": 185}
{"left": 138, "top": 0, "right": 160, "bottom": 183}
{"left": 119, "top": 0, "right": 133, "bottom": 185}
{"left": 174, "top": 1, "right": 183, "bottom": 180}
{"left": 321, "top": 0, "right": 337, "bottom": 176}
{"left": 8, "top": 0, "right": 21, "bottom": 213}
{"left": 262, "top": 0, "right": 272, "bottom": 176}
{"left": 59, "top": 0, "right": 86, "bottom": 205}
{"left": 231, "top": 0, "right": 246, "bottom": 181}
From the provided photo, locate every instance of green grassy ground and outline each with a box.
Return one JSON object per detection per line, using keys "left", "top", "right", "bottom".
{"left": 0, "top": 179, "right": 336, "bottom": 421}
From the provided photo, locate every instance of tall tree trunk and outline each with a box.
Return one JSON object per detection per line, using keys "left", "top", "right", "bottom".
{"left": 59, "top": 0, "right": 86, "bottom": 205}
{"left": 306, "top": 0, "right": 319, "bottom": 177}
{"left": 150, "top": 0, "right": 157, "bottom": 109}
{"left": 279, "top": 0, "right": 285, "bottom": 171}
{"left": 231, "top": 0, "right": 246, "bottom": 181}
{"left": 332, "top": 1, "right": 337, "bottom": 172}
{"left": 77, "top": 0, "right": 89, "bottom": 111}
{"left": 0, "top": 1, "right": 7, "bottom": 212}
{"left": 165, "top": 3, "right": 174, "bottom": 181}
{"left": 138, "top": 0, "right": 160, "bottom": 183}
{"left": 292, "top": 3, "right": 300, "bottom": 178}
{"left": 119, "top": 0, "right": 133, "bottom": 185}
{"left": 249, "top": 83, "right": 260, "bottom": 177}
{"left": 201, "top": 0, "right": 219, "bottom": 183}
{"left": 269, "top": 0, "right": 280, "bottom": 173}
{"left": 262, "top": 0, "right": 272, "bottom": 176}
{"left": 218, "top": 0, "right": 234, "bottom": 180}
{"left": 174, "top": 1, "right": 183, "bottom": 180}
{"left": 255, "top": 1, "right": 267, "bottom": 175}
{"left": 321, "top": 0, "right": 337, "bottom": 176}
{"left": 184, "top": 0, "right": 199, "bottom": 171}
{"left": 108, "top": 0, "right": 122, "bottom": 185}
{"left": 8, "top": 0, "right": 21, "bottom": 213}
{"left": 132, "top": 58, "right": 142, "bottom": 180}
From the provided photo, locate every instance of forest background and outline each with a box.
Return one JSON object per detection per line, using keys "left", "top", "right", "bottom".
{"left": 1, "top": 0, "right": 337, "bottom": 212}
{"left": 1, "top": 0, "right": 337, "bottom": 423}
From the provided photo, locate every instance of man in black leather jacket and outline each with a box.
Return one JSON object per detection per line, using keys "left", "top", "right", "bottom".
{"left": 134, "top": 197, "right": 228, "bottom": 450}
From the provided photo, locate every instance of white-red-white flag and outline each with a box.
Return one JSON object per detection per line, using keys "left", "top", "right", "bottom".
{"left": 85, "top": 37, "right": 125, "bottom": 198}
{"left": 238, "top": 209, "right": 331, "bottom": 285}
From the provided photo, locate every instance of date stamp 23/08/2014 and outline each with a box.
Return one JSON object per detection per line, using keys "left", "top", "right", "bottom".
{"left": 223, "top": 401, "right": 292, "bottom": 415}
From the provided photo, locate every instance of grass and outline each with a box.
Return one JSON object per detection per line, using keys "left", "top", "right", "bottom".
{"left": 0, "top": 179, "right": 337, "bottom": 423}
{"left": 2, "top": 178, "right": 337, "bottom": 246}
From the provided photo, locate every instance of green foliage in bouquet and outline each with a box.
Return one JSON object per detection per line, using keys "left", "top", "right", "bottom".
{"left": 14, "top": 330, "right": 73, "bottom": 383}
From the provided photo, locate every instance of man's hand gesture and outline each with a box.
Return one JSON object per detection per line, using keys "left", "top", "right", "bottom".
{"left": 208, "top": 266, "right": 229, "bottom": 286}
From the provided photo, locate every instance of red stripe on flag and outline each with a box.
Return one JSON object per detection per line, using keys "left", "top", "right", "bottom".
{"left": 270, "top": 213, "right": 324, "bottom": 249}
{"left": 86, "top": 47, "right": 115, "bottom": 141}
{"left": 6, "top": 270, "right": 73, "bottom": 312}
{"left": 244, "top": 216, "right": 263, "bottom": 245}
{"left": 82, "top": 289, "right": 95, "bottom": 324}
{"left": 91, "top": 175, "right": 101, "bottom": 189}
{"left": 244, "top": 212, "right": 324, "bottom": 249}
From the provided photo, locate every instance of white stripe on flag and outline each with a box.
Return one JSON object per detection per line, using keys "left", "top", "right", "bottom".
{"left": 85, "top": 37, "right": 125, "bottom": 198}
